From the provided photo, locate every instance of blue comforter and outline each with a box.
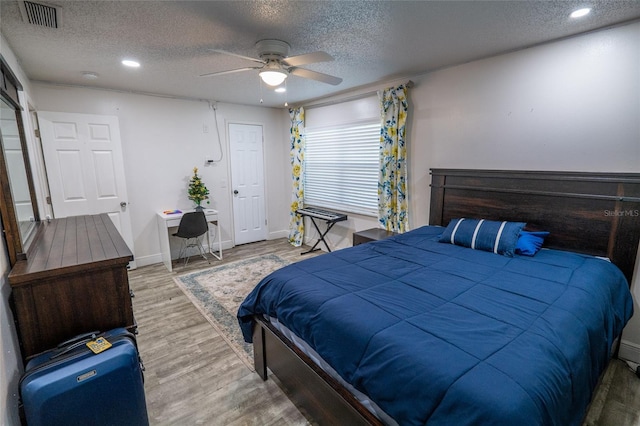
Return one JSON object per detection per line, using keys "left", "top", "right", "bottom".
{"left": 238, "top": 226, "right": 633, "bottom": 425}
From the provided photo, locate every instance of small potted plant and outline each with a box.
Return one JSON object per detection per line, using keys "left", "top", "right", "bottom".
{"left": 188, "top": 167, "right": 210, "bottom": 210}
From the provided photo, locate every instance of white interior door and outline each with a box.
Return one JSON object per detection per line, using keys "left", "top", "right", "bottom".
{"left": 229, "top": 123, "right": 267, "bottom": 245}
{"left": 38, "top": 111, "right": 136, "bottom": 267}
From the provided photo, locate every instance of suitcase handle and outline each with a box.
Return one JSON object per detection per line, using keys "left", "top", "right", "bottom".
{"left": 56, "top": 331, "right": 100, "bottom": 349}
{"left": 51, "top": 339, "right": 95, "bottom": 359}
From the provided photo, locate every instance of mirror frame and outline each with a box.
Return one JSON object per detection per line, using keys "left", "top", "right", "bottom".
{"left": 0, "top": 55, "right": 41, "bottom": 266}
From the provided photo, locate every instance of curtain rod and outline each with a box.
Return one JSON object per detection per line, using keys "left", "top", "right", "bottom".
{"left": 304, "top": 80, "right": 414, "bottom": 110}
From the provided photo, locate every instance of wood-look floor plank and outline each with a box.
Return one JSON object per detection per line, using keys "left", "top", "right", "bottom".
{"left": 129, "top": 241, "right": 318, "bottom": 425}
{"left": 128, "top": 238, "right": 640, "bottom": 426}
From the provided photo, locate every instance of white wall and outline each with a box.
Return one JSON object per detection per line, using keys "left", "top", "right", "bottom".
{"left": 30, "top": 84, "right": 290, "bottom": 267}
{"left": 408, "top": 21, "right": 639, "bottom": 227}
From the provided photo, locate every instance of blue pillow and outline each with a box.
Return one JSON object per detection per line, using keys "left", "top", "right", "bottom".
{"left": 515, "top": 231, "right": 550, "bottom": 256}
{"left": 439, "top": 218, "right": 526, "bottom": 257}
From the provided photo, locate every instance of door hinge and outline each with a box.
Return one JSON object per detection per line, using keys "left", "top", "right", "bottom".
{"left": 34, "top": 128, "right": 40, "bottom": 138}
{"left": 46, "top": 196, "right": 51, "bottom": 205}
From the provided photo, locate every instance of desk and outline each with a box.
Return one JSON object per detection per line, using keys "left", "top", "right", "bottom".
{"left": 157, "top": 209, "right": 222, "bottom": 272}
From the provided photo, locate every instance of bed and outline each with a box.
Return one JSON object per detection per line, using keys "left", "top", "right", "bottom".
{"left": 238, "top": 169, "right": 640, "bottom": 425}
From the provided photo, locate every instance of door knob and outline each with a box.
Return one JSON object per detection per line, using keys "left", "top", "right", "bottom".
{"left": 120, "top": 201, "right": 128, "bottom": 207}
{"left": 233, "top": 190, "right": 239, "bottom": 195}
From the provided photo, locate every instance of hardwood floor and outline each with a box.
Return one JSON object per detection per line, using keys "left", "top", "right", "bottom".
{"left": 585, "top": 358, "right": 640, "bottom": 425}
{"left": 128, "top": 239, "right": 640, "bottom": 425}
{"left": 130, "top": 240, "right": 317, "bottom": 425}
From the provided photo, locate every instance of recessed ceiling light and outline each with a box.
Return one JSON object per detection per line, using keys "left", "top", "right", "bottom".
{"left": 570, "top": 8, "right": 591, "bottom": 18}
{"left": 275, "top": 87, "right": 286, "bottom": 93}
{"left": 122, "top": 59, "right": 140, "bottom": 68}
{"left": 81, "top": 71, "right": 99, "bottom": 80}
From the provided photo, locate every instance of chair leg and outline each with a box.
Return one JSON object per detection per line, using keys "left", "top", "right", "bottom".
{"left": 196, "top": 237, "right": 210, "bottom": 264}
{"left": 184, "top": 238, "right": 195, "bottom": 267}
{"left": 179, "top": 237, "right": 210, "bottom": 267}
{"left": 176, "top": 240, "right": 187, "bottom": 265}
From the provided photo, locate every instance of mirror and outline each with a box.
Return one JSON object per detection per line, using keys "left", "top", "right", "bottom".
{"left": 0, "top": 55, "right": 40, "bottom": 266}
{"left": 0, "top": 98, "right": 37, "bottom": 248}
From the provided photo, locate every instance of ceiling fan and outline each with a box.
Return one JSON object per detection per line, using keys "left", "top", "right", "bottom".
{"left": 200, "top": 39, "right": 342, "bottom": 86}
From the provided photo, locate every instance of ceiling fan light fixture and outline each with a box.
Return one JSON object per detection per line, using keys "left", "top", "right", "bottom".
{"left": 259, "top": 70, "right": 288, "bottom": 86}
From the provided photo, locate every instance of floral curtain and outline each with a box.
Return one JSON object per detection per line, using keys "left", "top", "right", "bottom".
{"left": 288, "top": 107, "right": 305, "bottom": 246}
{"left": 378, "top": 84, "right": 409, "bottom": 233}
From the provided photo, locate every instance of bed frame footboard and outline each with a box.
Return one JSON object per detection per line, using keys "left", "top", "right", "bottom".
{"left": 252, "top": 317, "right": 382, "bottom": 426}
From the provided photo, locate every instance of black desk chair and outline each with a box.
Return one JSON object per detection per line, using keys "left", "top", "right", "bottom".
{"left": 173, "top": 211, "right": 210, "bottom": 267}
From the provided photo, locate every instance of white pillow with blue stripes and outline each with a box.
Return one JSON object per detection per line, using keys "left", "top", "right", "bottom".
{"left": 439, "top": 218, "right": 526, "bottom": 257}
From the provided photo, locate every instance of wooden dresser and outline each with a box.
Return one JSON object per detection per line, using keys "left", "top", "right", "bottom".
{"left": 8, "top": 214, "right": 135, "bottom": 360}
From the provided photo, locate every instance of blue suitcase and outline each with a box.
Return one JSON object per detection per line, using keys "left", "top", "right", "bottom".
{"left": 19, "top": 328, "right": 149, "bottom": 426}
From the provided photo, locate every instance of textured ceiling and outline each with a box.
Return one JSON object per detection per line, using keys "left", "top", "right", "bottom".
{"left": 2, "top": 0, "right": 640, "bottom": 108}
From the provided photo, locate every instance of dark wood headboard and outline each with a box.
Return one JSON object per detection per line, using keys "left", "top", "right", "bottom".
{"left": 429, "top": 169, "right": 640, "bottom": 284}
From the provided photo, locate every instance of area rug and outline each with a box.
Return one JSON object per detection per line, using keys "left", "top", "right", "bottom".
{"left": 173, "top": 254, "right": 291, "bottom": 370}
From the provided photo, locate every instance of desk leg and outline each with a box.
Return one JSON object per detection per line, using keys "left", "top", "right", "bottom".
{"left": 217, "top": 223, "right": 223, "bottom": 260}
{"left": 208, "top": 221, "right": 222, "bottom": 260}
{"left": 157, "top": 216, "right": 173, "bottom": 272}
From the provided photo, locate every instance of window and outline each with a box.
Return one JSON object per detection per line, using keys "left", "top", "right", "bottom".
{"left": 304, "top": 121, "right": 379, "bottom": 216}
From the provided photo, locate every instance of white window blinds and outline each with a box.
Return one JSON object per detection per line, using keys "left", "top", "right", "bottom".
{"left": 304, "top": 122, "right": 379, "bottom": 216}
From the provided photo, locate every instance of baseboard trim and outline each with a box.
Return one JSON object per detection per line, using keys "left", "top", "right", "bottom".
{"left": 618, "top": 339, "right": 640, "bottom": 363}
{"left": 135, "top": 253, "right": 163, "bottom": 268}
{"left": 268, "top": 230, "right": 288, "bottom": 240}
{"left": 136, "top": 240, "right": 234, "bottom": 269}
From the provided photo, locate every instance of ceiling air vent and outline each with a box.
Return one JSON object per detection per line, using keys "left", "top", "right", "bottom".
{"left": 18, "top": 0, "right": 61, "bottom": 29}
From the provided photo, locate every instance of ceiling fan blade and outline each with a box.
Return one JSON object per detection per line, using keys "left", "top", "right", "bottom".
{"left": 289, "top": 67, "right": 343, "bottom": 86}
{"left": 283, "top": 51, "right": 334, "bottom": 67}
{"left": 208, "top": 49, "right": 265, "bottom": 65}
{"left": 199, "top": 67, "right": 260, "bottom": 78}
